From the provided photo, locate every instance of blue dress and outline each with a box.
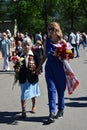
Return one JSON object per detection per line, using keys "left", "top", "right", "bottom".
{"left": 20, "top": 80, "right": 40, "bottom": 100}
{"left": 45, "top": 38, "right": 66, "bottom": 113}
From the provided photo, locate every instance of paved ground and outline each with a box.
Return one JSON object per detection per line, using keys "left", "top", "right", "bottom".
{"left": 0, "top": 46, "right": 87, "bottom": 130}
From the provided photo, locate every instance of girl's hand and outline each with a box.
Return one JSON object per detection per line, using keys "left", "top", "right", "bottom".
{"left": 36, "top": 67, "right": 41, "bottom": 75}
{"left": 14, "top": 67, "right": 20, "bottom": 72}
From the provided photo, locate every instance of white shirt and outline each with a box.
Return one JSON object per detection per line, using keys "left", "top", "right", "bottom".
{"left": 24, "top": 50, "right": 33, "bottom": 68}
{"left": 69, "top": 32, "right": 76, "bottom": 44}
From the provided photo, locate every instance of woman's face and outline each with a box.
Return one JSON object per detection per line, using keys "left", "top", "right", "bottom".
{"left": 2, "top": 33, "right": 7, "bottom": 39}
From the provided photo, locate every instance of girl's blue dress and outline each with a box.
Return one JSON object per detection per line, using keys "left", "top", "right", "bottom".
{"left": 20, "top": 80, "right": 40, "bottom": 100}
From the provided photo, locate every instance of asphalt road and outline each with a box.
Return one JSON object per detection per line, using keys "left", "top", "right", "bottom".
{"left": 0, "top": 46, "right": 87, "bottom": 130}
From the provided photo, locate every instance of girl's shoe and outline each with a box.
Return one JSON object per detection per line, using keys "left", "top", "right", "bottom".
{"left": 21, "top": 112, "right": 26, "bottom": 118}
{"left": 31, "top": 107, "right": 36, "bottom": 113}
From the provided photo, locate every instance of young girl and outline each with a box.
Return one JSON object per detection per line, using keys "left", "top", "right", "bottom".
{"left": 14, "top": 39, "right": 40, "bottom": 118}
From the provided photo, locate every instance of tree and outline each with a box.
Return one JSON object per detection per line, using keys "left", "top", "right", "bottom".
{"left": 8, "top": 0, "right": 87, "bottom": 34}
{"left": 56, "top": 0, "right": 81, "bottom": 31}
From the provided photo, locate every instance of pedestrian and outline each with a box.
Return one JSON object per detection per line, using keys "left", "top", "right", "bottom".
{"left": 82, "top": 32, "right": 87, "bottom": 49}
{"left": 13, "top": 38, "right": 40, "bottom": 118}
{"left": 0, "top": 32, "right": 11, "bottom": 71}
{"left": 14, "top": 40, "right": 23, "bottom": 57}
{"left": 32, "top": 40, "right": 43, "bottom": 72}
{"left": 75, "top": 31, "right": 80, "bottom": 57}
{"left": 36, "top": 22, "right": 68, "bottom": 124}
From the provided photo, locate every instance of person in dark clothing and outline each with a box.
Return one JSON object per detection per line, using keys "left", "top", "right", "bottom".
{"left": 15, "top": 40, "right": 23, "bottom": 57}
{"left": 32, "top": 40, "right": 43, "bottom": 72}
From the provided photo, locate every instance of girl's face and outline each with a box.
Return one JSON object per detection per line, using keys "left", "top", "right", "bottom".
{"left": 23, "top": 42, "right": 31, "bottom": 54}
{"left": 47, "top": 26, "right": 58, "bottom": 43}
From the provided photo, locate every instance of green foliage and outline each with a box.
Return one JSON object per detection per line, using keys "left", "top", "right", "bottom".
{"left": 2, "top": 0, "right": 87, "bottom": 34}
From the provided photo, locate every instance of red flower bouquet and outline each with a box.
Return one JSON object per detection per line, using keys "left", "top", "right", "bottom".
{"left": 11, "top": 56, "right": 24, "bottom": 70}
{"left": 54, "top": 41, "right": 72, "bottom": 60}
{"left": 28, "top": 55, "right": 36, "bottom": 73}
{"left": 53, "top": 41, "right": 79, "bottom": 94}
{"left": 11, "top": 56, "right": 24, "bottom": 87}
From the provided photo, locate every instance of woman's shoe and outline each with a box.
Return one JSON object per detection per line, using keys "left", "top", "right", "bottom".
{"left": 43, "top": 113, "right": 55, "bottom": 124}
{"left": 55, "top": 110, "right": 64, "bottom": 119}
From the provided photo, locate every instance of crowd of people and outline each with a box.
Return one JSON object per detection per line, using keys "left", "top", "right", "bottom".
{"left": 0, "top": 28, "right": 86, "bottom": 72}
{"left": 0, "top": 30, "right": 44, "bottom": 71}
{"left": 64, "top": 31, "right": 87, "bottom": 58}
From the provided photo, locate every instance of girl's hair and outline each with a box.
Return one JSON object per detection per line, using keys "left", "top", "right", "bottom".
{"left": 22, "top": 38, "right": 32, "bottom": 46}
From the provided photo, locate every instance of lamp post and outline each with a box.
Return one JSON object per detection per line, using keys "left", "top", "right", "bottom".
{"left": 13, "top": 0, "right": 18, "bottom": 36}
{"left": 44, "top": 0, "right": 48, "bottom": 35}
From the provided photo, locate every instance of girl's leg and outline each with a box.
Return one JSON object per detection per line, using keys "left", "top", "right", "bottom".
{"left": 31, "top": 97, "right": 36, "bottom": 113}
{"left": 21, "top": 100, "right": 26, "bottom": 118}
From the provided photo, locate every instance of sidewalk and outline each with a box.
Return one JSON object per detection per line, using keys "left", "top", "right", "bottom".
{"left": 0, "top": 51, "right": 2, "bottom": 59}
{"left": 0, "top": 46, "right": 87, "bottom": 130}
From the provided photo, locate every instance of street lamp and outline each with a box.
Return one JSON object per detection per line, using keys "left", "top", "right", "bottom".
{"left": 44, "top": 0, "right": 48, "bottom": 35}
{"left": 13, "top": 0, "right": 18, "bottom": 36}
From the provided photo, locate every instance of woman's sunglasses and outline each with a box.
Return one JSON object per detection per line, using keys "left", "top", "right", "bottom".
{"left": 48, "top": 27, "right": 58, "bottom": 32}
{"left": 48, "top": 27, "right": 55, "bottom": 31}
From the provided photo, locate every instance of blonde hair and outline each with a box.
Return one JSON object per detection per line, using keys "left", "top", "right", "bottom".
{"left": 49, "top": 22, "right": 63, "bottom": 39}
{"left": 18, "top": 40, "right": 22, "bottom": 46}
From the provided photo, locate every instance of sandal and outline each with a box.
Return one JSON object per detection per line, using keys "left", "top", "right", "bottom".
{"left": 31, "top": 107, "right": 36, "bottom": 113}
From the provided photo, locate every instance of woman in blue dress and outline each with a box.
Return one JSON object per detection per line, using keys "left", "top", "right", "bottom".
{"left": 37, "top": 22, "right": 66, "bottom": 124}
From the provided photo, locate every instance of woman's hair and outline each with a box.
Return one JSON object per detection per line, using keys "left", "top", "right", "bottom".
{"left": 49, "top": 22, "right": 63, "bottom": 39}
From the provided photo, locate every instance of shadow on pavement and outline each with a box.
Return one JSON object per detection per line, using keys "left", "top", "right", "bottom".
{"left": 83, "top": 60, "right": 87, "bottom": 64}
{"left": 0, "top": 70, "right": 14, "bottom": 74}
{"left": 65, "top": 96, "right": 87, "bottom": 107}
{"left": 65, "top": 96, "right": 87, "bottom": 101}
{"left": 0, "top": 111, "right": 48, "bottom": 125}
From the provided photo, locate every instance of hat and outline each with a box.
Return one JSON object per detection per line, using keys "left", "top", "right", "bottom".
{"left": 36, "top": 40, "right": 42, "bottom": 45}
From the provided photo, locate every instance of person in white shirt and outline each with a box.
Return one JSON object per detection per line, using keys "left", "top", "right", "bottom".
{"left": 1, "top": 32, "right": 11, "bottom": 71}
{"left": 69, "top": 31, "right": 80, "bottom": 58}
{"left": 75, "top": 31, "right": 80, "bottom": 57}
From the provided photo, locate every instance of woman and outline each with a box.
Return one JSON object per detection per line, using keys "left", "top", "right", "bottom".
{"left": 37, "top": 22, "right": 67, "bottom": 124}
{"left": 1, "top": 32, "right": 11, "bottom": 71}
{"left": 14, "top": 39, "right": 40, "bottom": 118}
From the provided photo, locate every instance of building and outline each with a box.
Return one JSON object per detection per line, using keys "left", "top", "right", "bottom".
{"left": 0, "top": 0, "right": 15, "bottom": 35}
